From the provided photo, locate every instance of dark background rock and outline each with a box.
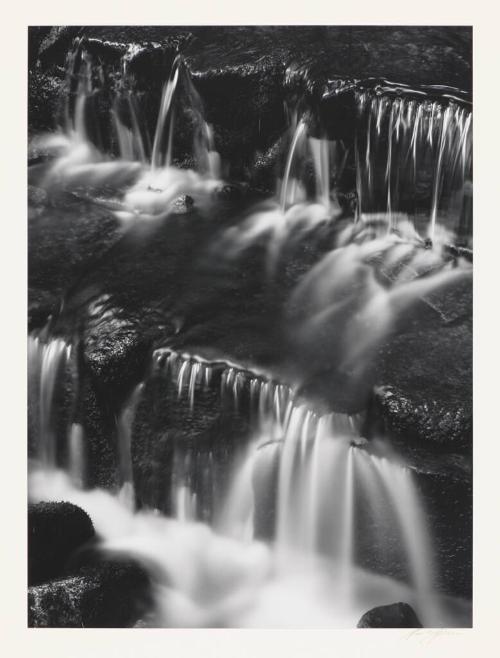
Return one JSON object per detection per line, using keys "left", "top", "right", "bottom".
{"left": 28, "top": 501, "right": 95, "bottom": 585}
{"left": 357, "top": 602, "right": 422, "bottom": 628}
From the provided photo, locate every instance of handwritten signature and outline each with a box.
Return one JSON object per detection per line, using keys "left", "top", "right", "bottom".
{"left": 405, "top": 629, "right": 465, "bottom": 645}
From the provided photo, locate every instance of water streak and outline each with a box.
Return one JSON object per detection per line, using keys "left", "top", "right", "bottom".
{"left": 355, "top": 91, "right": 472, "bottom": 244}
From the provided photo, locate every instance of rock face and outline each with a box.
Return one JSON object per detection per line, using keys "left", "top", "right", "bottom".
{"left": 28, "top": 502, "right": 95, "bottom": 585}
{"left": 131, "top": 364, "right": 252, "bottom": 516}
{"left": 28, "top": 559, "right": 152, "bottom": 627}
{"left": 357, "top": 602, "right": 423, "bottom": 628}
{"left": 28, "top": 191, "right": 120, "bottom": 332}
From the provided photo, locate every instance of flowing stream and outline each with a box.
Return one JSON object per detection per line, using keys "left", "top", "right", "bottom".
{"left": 28, "top": 340, "right": 469, "bottom": 627}
{"left": 28, "top": 40, "right": 472, "bottom": 628}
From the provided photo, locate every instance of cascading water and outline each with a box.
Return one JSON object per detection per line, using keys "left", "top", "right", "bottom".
{"left": 355, "top": 90, "right": 472, "bottom": 244}
{"left": 28, "top": 341, "right": 469, "bottom": 627}
{"left": 28, "top": 40, "right": 472, "bottom": 628}
{"left": 28, "top": 333, "right": 73, "bottom": 468}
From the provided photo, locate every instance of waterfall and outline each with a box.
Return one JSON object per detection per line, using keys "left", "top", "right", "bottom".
{"left": 112, "top": 91, "right": 150, "bottom": 163}
{"left": 355, "top": 91, "right": 472, "bottom": 244}
{"left": 28, "top": 334, "right": 72, "bottom": 468}
{"left": 151, "top": 55, "right": 181, "bottom": 169}
{"left": 29, "top": 342, "right": 454, "bottom": 627}
{"left": 28, "top": 42, "right": 472, "bottom": 626}
{"left": 116, "top": 382, "right": 144, "bottom": 510}
{"left": 150, "top": 347, "right": 439, "bottom": 617}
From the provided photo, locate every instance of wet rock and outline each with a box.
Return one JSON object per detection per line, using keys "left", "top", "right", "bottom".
{"left": 357, "top": 602, "right": 422, "bottom": 628}
{"left": 28, "top": 185, "right": 48, "bottom": 207}
{"left": 28, "top": 27, "right": 471, "bottom": 192}
{"left": 370, "top": 264, "right": 472, "bottom": 449}
{"left": 28, "top": 288, "right": 59, "bottom": 331}
{"left": 28, "top": 558, "right": 152, "bottom": 627}
{"left": 169, "top": 194, "right": 195, "bottom": 214}
{"left": 28, "top": 194, "right": 120, "bottom": 311}
{"left": 82, "top": 297, "right": 151, "bottom": 396}
{"left": 74, "top": 375, "right": 119, "bottom": 490}
{"left": 373, "top": 383, "right": 471, "bottom": 450}
{"left": 28, "top": 502, "right": 95, "bottom": 586}
{"left": 131, "top": 364, "right": 252, "bottom": 516}
{"left": 415, "top": 472, "right": 472, "bottom": 598}
{"left": 28, "top": 70, "right": 62, "bottom": 132}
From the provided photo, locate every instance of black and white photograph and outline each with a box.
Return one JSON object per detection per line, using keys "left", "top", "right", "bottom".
{"left": 26, "top": 24, "right": 473, "bottom": 630}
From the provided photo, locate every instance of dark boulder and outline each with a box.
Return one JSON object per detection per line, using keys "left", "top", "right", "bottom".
{"left": 28, "top": 558, "right": 152, "bottom": 627}
{"left": 357, "top": 602, "right": 422, "bottom": 628}
{"left": 28, "top": 501, "right": 95, "bottom": 585}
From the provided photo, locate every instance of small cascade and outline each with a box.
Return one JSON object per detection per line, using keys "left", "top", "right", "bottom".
{"left": 154, "top": 348, "right": 295, "bottom": 432}
{"left": 34, "top": 43, "right": 222, "bottom": 216}
{"left": 149, "top": 345, "right": 438, "bottom": 617}
{"left": 68, "top": 422, "right": 86, "bottom": 488}
{"left": 116, "top": 382, "right": 144, "bottom": 510}
{"left": 280, "top": 118, "right": 308, "bottom": 211}
{"left": 216, "top": 111, "right": 346, "bottom": 272}
{"left": 221, "top": 407, "right": 439, "bottom": 621}
{"left": 151, "top": 55, "right": 181, "bottom": 169}
{"left": 28, "top": 334, "right": 73, "bottom": 468}
{"left": 63, "top": 39, "right": 95, "bottom": 144}
{"left": 279, "top": 112, "right": 347, "bottom": 214}
{"left": 152, "top": 56, "right": 220, "bottom": 178}
{"left": 112, "top": 66, "right": 150, "bottom": 164}
{"left": 355, "top": 91, "right": 472, "bottom": 244}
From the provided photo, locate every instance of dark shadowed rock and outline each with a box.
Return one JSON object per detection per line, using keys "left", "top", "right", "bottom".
{"left": 415, "top": 472, "right": 472, "bottom": 599}
{"left": 371, "top": 268, "right": 472, "bottom": 450}
{"left": 28, "top": 193, "right": 120, "bottom": 316}
{"left": 131, "top": 365, "right": 252, "bottom": 516}
{"left": 357, "top": 602, "right": 422, "bottom": 628}
{"left": 28, "top": 558, "right": 152, "bottom": 627}
{"left": 28, "top": 501, "right": 95, "bottom": 585}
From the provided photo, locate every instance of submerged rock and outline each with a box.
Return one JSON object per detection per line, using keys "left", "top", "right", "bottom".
{"left": 357, "top": 602, "right": 422, "bottom": 628}
{"left": 28, "top": 558, "right": 152, "bottom": 627}
{"left": 28, "top": 501, "right": 95, "bottom": 585}
{"left": 169, "top": 194, "right": 195, "bottom": 214}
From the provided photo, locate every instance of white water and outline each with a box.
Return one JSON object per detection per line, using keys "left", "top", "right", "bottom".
{"left": 28, "top": 339, "right": 471, "bottom": 627}
{"left": 33, "top": 47, "right": 222, "bottom": 223}
{"left": 286, "top": 220, "right": 472, "bottom": 386}
{"left": 355, "top": 91, "right": 472, "bottom": 244}
{"left": 28, "top": 47, "right": 472, "bottom": 629}
{"left": 28, "top": 334, "right": 72, "bottom": 467}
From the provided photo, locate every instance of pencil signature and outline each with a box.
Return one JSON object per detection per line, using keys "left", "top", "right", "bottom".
{"left": 405, "top": 629, "right": 465, "bottom": 645}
